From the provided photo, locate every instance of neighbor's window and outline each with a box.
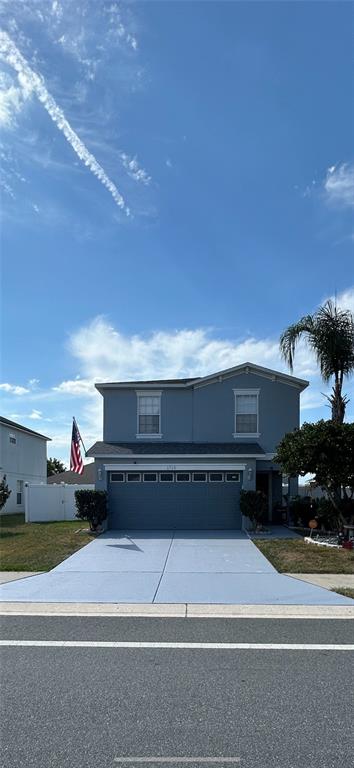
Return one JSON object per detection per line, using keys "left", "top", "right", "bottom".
{"left": 137, "top": 392, "right": 161, "bottom": 435}
{"left": 9, "top": 434, "right": 17, "bottom": 445}
{"left": 17, "top": 480, "right": 23, "bottom": 505}
{"left": 234, "top": 390, "right": 259, "bottom": 435}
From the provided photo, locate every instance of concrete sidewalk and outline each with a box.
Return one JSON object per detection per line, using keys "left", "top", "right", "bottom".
{"left": 0, "top": 572, "right": 42, "bottom": 585}
{"left": 0, "top": 602, "right": 354, "bottom": 618}
{"left": 287, "top": 573, "right": 354, "bottom": 590}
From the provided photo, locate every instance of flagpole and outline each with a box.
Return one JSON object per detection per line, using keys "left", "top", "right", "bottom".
{"left": 73, "top": 417, "right": 87, "bottom": 456}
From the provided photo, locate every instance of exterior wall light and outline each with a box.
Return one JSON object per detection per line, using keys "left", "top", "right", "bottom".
{"left": 247, "top": 467, "right": 253, "bottom": 481}
{"left": 97, "top": 468, "right": 102, "bottom": 481}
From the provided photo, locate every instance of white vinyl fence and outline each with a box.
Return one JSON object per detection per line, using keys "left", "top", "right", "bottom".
{"left": 25, "top": 483, "right": 94, "bottom": 523}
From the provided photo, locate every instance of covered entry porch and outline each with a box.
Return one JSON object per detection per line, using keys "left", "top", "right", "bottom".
{"left": 256, "top": 467, "right": 297, "bottom": 524}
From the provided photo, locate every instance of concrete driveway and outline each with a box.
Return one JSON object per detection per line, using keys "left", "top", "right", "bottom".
{"left": 0, "top": 530, "right": 352, "bottom": 605}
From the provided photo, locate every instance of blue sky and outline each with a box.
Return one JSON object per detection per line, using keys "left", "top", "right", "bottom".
{"left": 0, "top": 0, "right": 353, "bottom": 463}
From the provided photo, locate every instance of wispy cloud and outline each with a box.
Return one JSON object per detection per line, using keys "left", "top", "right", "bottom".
{"left": 0, "top": 70, "right": 31, "bottom": 127}
{"left": 53, "top": 378, "right": 96, "bottom": 396}
{"left": 324, "top": 162, "right": 354, "bottom": 209}
{"left": 119, "top": 152, "right": 151, "bottom": 185}
{"left": 103, "top": 2, "right": 138, "bottom": 52}
{"left": 0, "top": 382, "right": 30, "bottom": 395}
{"left": 0, "top": 30, "right": 129, "bottom": 213}
{"left": 66, "top": 317, "right": 317, "bottom": 385}
{"left": 28, "top": 409, "right": 43, "bottom": 420}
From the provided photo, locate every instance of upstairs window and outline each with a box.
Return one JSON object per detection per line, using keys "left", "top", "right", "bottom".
{"left": 9, "top": 434, "right": 17, "bottom": 445}
{"left": 137, "top": 391, "right": 162, "bottom": 437}
{"left": 233, "top": 389, "right": 259, "bottom": 436}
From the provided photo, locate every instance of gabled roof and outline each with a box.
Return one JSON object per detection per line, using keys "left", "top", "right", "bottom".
{"left": 0, "top": 416, "right": 51, "bottom": 441}
{"left": 95, "top": 362, "right": 308, "bottom": 393}
{"left": 48, "top": 463, "right": 95, "bottom": 484}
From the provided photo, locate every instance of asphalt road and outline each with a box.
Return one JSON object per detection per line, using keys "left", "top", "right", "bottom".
{"left": 1, "top": 617, "right": 353, "bottom": 768}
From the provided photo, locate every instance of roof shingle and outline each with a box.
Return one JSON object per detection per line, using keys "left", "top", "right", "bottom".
{"left": 87, "top": 441, "right": 265, "bottom": 457}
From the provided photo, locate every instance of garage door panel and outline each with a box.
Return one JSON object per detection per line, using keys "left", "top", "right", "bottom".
{"left": 108, "top": 475, "right": 241, "bottom": 529}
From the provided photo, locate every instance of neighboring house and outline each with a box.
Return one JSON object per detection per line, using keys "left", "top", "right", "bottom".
{"left": 0, "top": 416, "right": 50, "bottom": 515}
{"left": 286, "top": 483, "right": 328, "bottom": 500}
{"left": 47, "top": 463, "right": 95, "bottom": 485}
{"left": 87, "top": 362, "right": 308, "bottom": 530}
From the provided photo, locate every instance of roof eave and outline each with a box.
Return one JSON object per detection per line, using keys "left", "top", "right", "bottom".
{"left": 0, "top": 417, "right": 51, "bottom": 441}
{"left": 94, "top": 363, "right": 309, "bottom": 393}
{"left": 189, "top": 362, "right": 309, "bottom": 390}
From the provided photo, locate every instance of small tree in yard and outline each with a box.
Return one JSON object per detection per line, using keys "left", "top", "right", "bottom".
{"left": 47, "top": 457, "right": 66, "bottom": 476}
{"left": 75, "top": 490, "right": 108, "bottom": 532}
{"left": 0, "top": 475, "right": 11, "bottom": 511}
{"left": 274, "top": 420, "right": 354, "bottom": 527}
{"left": 240, "top": 490, "right": 267, "bottom": 529}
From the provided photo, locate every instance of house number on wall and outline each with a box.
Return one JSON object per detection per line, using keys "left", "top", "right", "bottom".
{"left": 166, "top": 464, "right": 177, "bottom": 470}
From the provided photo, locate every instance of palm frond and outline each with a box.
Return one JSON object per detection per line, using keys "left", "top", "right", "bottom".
{"left": 312, "top": 300, "right": 354, "bottom": 382}
{"left": 279, "top": 316, "right": 314, "bottom": 371}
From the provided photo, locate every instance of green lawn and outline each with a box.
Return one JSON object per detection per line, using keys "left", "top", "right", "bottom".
{"left": 332, "top": 588, "right": 354, "bottom": 600}
{"left": 254, "top": 538, "right": 354, "bottom": 574}
{"left": 0, "top": 514, "right": 93, "bottom": 571}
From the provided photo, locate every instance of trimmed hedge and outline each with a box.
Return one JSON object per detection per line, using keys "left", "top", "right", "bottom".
{"left": 74, "top": 489, "right": 108, "bottom": 531}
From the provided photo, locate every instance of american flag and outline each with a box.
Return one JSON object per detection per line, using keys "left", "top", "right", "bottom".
{"left": 70, "top": 418, "right": 84, "bottom": 475}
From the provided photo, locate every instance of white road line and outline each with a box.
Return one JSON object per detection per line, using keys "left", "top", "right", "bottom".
{"left": 114, "top": 759, "right": 241, "bottom": 764}
{"left": 0, "top": 640, "right": 353, "bottom": 650}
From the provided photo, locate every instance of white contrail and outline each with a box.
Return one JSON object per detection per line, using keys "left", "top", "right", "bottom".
{"left": 0, "top": 30, "right": 129, "bottom": 213}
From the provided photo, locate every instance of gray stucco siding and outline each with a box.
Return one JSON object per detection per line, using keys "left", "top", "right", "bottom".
{"left": 192, "top": 372, "right": 299, "bottom": 452}
{"left": 101, "top": 371, "right": 301, "bottom": 454}
{"left": 103, "top": 388, "right": 193, "bottom": 443}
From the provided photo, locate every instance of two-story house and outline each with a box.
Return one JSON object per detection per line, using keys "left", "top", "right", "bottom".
{"left": 0, "top": 417, "right": 51, "bottom": 515}
{"left": 87, "top": 362, "right": 308, "bottom": 530}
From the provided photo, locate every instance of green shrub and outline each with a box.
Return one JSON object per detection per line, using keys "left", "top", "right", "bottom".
{"left": 316, "top": 497, "right": 340, "bottom": 531}
{"left": 74, "top": 489, "right": 108, "bottom": 531}
{"left": 289, "top": 495, "right": 347, "bottom": 531}
{"left": 0, "top": 475, "right": 11, "bottom": 511}
{"left": 240, "top": 490, "right": 267, "bottom": 528}
{"left": 289, "top": 496, "right": 315, "bottom": 527}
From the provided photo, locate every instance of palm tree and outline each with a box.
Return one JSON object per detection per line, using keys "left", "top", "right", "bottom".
{"left": 280, "top": 300, "right": 354, "bottom": 423}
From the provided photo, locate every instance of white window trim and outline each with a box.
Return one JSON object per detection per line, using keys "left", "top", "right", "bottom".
{"left": 143, "top": 472, "right": 158, "bottom": 482}
{"left": 110, "top": 472, "right": 125, "bottom": 482}
{"left": 209, "top": 472, "right": 224, "bottom": 482}
{"left": 225, "top": 472, "right": 240, "bottom": 482}
{"left": 136, "top": 390, "right": 162, "bottom": 438}
{"left": 176, "top": 472, "right": 191, "bottom": 482}
{"left": 233, "top": 388, "right": 260, "bottom": 438}
{"left": 159, "top": 472, "right": 175, "bottom": 482}
{"left": 192, "top": 472, "right": 207, "bottom": 482}
{"left": 126, "top": 472, "right": 142, "bottom": 482}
